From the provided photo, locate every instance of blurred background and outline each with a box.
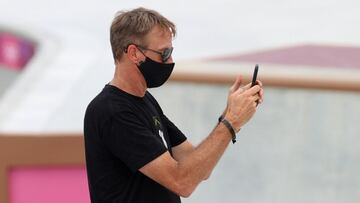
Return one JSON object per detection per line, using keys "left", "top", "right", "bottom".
{"left": 0, "top": 0, "right": 360, "bottom": 202}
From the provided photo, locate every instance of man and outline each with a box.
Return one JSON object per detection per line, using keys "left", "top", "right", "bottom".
{"left": 84, "top": 7, "right": 264, "bottom": 203}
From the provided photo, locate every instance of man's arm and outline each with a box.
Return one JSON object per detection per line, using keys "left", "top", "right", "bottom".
{"left": 172, "top": 130, "right": 221, "bottom": 180}
{"left": 172, "top": 140, "right": 195, "bottom": 162}
{"left": 139, "top": 121, "right": 233, "bottom": 197}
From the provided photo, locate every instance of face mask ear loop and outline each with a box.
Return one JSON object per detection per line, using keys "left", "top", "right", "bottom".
{"left": 135, "top": 47, "right": 148, "bottom": 65}
{"left": 124, "top": 43, "right": 132, "bottom": 53}
{"left": 137, "top": 47, "right": 146, "bottom": 57}
{"left": 138, "top": 60, "right": 145, "bottom": 66}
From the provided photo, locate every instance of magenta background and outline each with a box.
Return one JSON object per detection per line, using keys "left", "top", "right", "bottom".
{"left": 0, "top": 33, "right": 35, "bottom": 70}
{"left": 8, "top": 166, "right": 90, "bottom": 203}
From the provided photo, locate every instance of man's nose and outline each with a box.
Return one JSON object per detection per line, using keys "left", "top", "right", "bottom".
{"left": 166, "top": 56, "right": 174, "bottom": 63}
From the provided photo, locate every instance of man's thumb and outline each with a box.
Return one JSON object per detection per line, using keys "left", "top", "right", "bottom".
{"left": 231, "top": 75, "right": 242, "bottom": 91}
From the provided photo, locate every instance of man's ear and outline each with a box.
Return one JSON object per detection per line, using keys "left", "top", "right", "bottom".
{"left": 126, "top": 44, "right": 142, "bottom": 64}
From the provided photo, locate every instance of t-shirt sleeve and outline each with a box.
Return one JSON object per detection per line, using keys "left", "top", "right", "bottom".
{"left": 162, "top": 115, "right": 187, "bottom": 147}
{"left": 104, "top": 110, "right": 167, "bottom": 172}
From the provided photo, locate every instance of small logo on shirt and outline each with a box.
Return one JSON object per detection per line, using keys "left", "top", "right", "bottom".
{"left": 153, "top": 116, "right": 161, "bottom": 128}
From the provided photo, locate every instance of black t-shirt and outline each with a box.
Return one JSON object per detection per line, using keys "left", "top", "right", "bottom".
{"left": 84, "top": 84, "right": 187, "bottom": 203}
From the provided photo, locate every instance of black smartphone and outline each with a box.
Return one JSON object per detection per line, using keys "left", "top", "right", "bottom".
{"left": 251, "top": 64, "right": 260, "bottom": 106}
{"left": 251, "top": 64, "right": 259, "bottom": 87}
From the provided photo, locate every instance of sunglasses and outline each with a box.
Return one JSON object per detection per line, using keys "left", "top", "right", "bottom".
{"left": 134, "top": 44, "right": 173, "bottom": 63}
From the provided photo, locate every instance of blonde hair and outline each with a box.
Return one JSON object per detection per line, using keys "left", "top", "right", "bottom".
{"left": 110, "top": 7, "right": 176, "bottom": 62}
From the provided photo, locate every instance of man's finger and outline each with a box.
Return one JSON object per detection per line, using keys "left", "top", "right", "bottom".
{"left": 243, "top": 79, "right": 263, "bottom": 91}
{"left": 259, "top": 88, "right": 264, "bottom": 101}
{"left": 242, "top": 82, "right": 252, "bottom": 90}
{"left": 231, "top": 75, "right": 243, "bottom": 92}
{"left": 245, "top": 85, "right": 261, "bottom": 95}
{"left": 251, "top": 94, "right": 261, "bottom": 102}
{"left": 235, "top": 81, "right": 252, "bottom": 94}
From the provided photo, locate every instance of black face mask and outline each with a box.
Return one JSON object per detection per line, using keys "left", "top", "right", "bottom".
{"left": 137, "top": 57, "right": 175, "bottom": 88}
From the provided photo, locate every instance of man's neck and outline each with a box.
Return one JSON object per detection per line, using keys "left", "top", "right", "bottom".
{"left": 110, "top": 63, "right": 147, "bottom": 97}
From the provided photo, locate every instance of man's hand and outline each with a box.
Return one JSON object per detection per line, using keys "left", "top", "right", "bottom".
{"left": 222, "top": 76, "right": 264, "bottom": 116}
{"left": 224, "top": 75, "right": 264, "bottom": 131}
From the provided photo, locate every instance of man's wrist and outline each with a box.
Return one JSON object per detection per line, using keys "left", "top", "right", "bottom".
{"left": 219, "top": 114, "right": 241, "bottom": 132}
{"left": 218, "top": 115, "right": 239, "bottom": 144}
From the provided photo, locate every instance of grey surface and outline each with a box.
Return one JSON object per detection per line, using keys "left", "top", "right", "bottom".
{"left": 0, "top": 67, "right": 18, "bottom": 99}
{"left": 148, "top": 82, "right": 360, "bottom": 203}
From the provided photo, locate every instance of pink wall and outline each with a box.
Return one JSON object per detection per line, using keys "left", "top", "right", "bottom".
{"left": 8, "top": 166, "right": 90, "bottom": 203}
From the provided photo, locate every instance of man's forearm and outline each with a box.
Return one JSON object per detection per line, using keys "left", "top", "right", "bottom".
{"left": 175, "top": 122, "right": 233, "bottom": 194}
